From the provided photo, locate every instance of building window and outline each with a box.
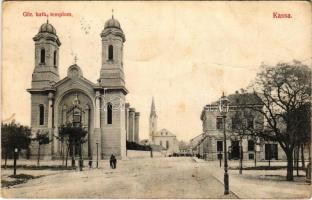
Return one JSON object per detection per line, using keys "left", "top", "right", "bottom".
{"left": 231, "top": 116, "right": 240, "bottom": 130}
{"left": 248, "top": 140, "right": 255, "bottom": 151}
{"left": 217, "top": 141, "right": 223, "bottom": 152}
{"left": 248, "top": 153, "right": 254, "bottom": 160}
{"left": 160, "top": 141, "right": 162, "bottom": 147}
{"left": 40, "top": 49, "right": 45, "bottom": 64}
{"left": 108, "top": 45, "right": 113, "bottom": 60}
{"left": 265, "top": 144, "right": 278, "bottom": 160}
{"left": 107, "top": 103, "right": 112, "bottom": 124}
{"left": 216, "top": 117, "right": 223, "bottom": 130}
{"left": 166, "top": 141, "right": 169, "bottom": 149}
{"left": 247, "top": 118, "right": 254, "bottom": 129}
{"left": 39, "top": 105, "right": 44, "bottom": 125}
{"left": 53, "top": 50, "right": 57, "bottom": 66}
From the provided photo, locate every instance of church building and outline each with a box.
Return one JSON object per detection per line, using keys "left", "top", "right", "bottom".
{"left": 27, "top": 16, "right": 140, "bottom": 160}
{"left": 149, "top": 98, "right": 179, "bottom": 154}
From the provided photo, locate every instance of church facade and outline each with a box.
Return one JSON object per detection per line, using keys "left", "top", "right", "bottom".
{"left": 27, "top": 17, "right": 139, "bottom": 160}
{"left": 149, "top": 98, "right": 179, "bottom": 154}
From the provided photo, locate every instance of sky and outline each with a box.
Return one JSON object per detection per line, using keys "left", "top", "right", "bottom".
{"left": 2, "top": 1, "right": 311, "bottom": 141}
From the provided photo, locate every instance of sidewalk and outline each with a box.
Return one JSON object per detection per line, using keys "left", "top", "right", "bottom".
{"left": 193, "top": 157, "right": 311, "bottom": 199}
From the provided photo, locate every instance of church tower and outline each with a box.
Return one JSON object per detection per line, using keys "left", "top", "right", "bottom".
{"left": 98, "top": 14, "right": 128, "bottom": 159}
{"left": 27, "top": 21, "right": 61, "bottom": 159}
{"left": 99, "top": 14, "right": 126, "bottom": 87}
{"left": 32, "top": 20, "right": 61, "bottom": 88}
{"left": 149, "top": 97, "right": 158, "bottom": 142}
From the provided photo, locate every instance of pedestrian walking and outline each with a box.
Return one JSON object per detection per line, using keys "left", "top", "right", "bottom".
{"left": 110, "top": 154, "right": 115, "bottom": 169}
{"left": 112, "top": 155, "right": 117, "bottom": 169}
{"left": 88, "top": 158, "right": 92, "bottom": 169}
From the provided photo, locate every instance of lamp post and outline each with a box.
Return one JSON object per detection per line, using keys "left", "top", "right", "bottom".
{"left": 13, "top": 148, "right": 18, "bottom": 175}
{"left": 96, "top": 142, "right": 99, "bottom": 168}
{"left": 219, "top": 92, "right": 230, "bottom": 195}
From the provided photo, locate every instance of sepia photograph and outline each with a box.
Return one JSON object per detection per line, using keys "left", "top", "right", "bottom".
{"left": 1, "top": 1, "right": 311, "bottom": 198}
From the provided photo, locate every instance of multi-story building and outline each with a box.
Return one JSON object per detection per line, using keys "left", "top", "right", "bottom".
{"left": 193, "top": 91, "right": 288, "bottom": 161}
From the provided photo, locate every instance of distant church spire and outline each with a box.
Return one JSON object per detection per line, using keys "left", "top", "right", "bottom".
{"left": 150, "top": 96, "right": 157, "bottom": 117}
{"left": 151, "top": 96, "right": 155, "bottom": 111}
{"left": 149, "top": 97, "right": 158, "bottom": 143}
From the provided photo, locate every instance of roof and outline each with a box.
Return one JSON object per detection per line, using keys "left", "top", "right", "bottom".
{"left": 189, "top": 133, "right": 204, "bottom": 143}
{"left": 104, "top": 16, "right": 121, "bottom": 30}
{"left": 39, "top": 20, "right": 56, "bottom": 35}
{"left": 154, "top": 128, "right": 176, "bottom": 137}
{"left": 101, "top": 16, "right": 125, "bottom": 42}
{"left": 210, "top": 92, "right": 263, "bottom": 106}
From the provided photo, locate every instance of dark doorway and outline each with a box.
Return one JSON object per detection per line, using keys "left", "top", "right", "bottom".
{"left": 231, "top": 140, "right": 240, "bottom": 159}
{"left": 265, "top": 144, "right": 278, "bottom": 160}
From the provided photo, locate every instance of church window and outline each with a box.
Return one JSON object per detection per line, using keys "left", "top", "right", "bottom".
{"left": 39, "top": 105, "right": 44, "bottom": 125}
{"left": 73, "top": 108, "right": 82, "bottom": 127}
{"left": 40, "top": 49, "right": 45, "bottom": 64}
{"left": 53, "top": 50, "right": 57, "bottom": 67}
{"left": 108, "top": 45, "right": 113, "bottom": 60}
{"left": 107, "top": 103, "right": 113, "bottom": 124}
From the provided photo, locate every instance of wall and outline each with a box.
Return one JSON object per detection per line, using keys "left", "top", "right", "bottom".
{"left": 153, "top": 136, "right": 179, "bottom": 154}
{"left": 127, "top": 150, "right": 163, "bottom": 159}
{"left": 101, "top": 91, "right": 125, "bottom": 159}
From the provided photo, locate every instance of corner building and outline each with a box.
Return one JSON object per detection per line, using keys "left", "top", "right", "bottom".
{"left": 27, "top": 17, "right": 139, "bottom": 160}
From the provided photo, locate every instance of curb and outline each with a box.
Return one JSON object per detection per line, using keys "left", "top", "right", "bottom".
{"left": 211, "top": 171, "right": 241, "bottom": 199}
{"left": 192, "top": 157, "right": 242, "bottom": 199}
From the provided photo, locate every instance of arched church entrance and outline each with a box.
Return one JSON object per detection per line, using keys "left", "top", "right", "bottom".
{"left": 55, "top": 90, "right": 94, "bottom": 159}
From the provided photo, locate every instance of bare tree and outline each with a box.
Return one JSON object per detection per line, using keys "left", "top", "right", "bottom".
{"left": 231, "top": 106, "right": 258, "bottom": 174}
{"left": 250, "top": 61, "right": 311, "bottom": 181}
{"left": 33, "top": 130, "right": 51, "bottom": 166}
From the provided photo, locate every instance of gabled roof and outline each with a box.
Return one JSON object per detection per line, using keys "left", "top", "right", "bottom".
{"left": 53, "top": 76, "right": 97, "bottom": 89}
{"left": 154, "top": 128, "right": 176, "bottom": 137}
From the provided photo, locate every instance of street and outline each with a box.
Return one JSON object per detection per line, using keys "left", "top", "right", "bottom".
{"left": 2, "top": 157, "right": 237, "bottom": 198}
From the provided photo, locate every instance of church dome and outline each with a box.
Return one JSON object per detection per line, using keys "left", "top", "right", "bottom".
{"left": 39, "top": 20, "right": 56, "bottom": 34}
{"left": 104, "top": 17, "right": 121, "bottom": 30}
